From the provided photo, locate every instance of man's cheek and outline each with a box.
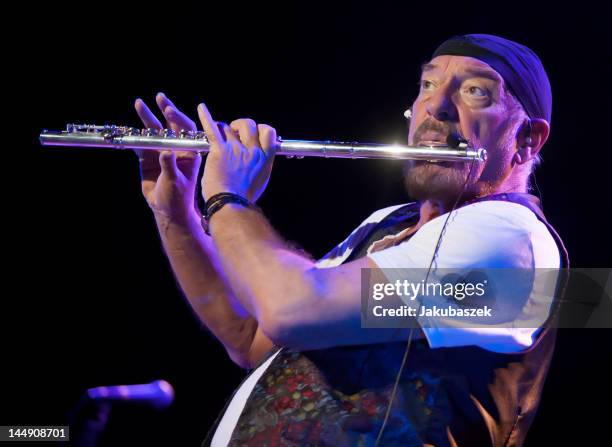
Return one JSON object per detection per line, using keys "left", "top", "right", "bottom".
{"left": 474, "top": 109, "right": 509, "bottom": 141}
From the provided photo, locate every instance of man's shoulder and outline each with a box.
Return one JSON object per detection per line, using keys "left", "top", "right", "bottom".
{"left": 417, "top": 200, "right": 556, "bottom": 251}
{"left": 417, "top": 199, "right": 560, "bottom": 268}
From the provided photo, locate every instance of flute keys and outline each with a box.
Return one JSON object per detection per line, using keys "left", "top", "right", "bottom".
{"left": 101, "top": 125, "right": 124, "bottom": 140}
{"left": 178, "top": 130, "right": 209, "bottom": 141}
{"left": 67, "top": 124, "right": 104, "bottom": 133}
{"left": 143, "top": 128, "right": 160, "bottom": 136}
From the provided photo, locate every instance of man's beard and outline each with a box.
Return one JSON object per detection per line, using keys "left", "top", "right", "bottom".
{"left": 406, "top": 118, "right": 476, "bottom": 204}
{"left": 403, "top": 160, "right": 476, "bottom": 205}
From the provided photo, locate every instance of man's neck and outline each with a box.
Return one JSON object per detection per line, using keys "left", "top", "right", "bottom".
{"left": 417, "top": 200, "right": 444, "bottom": 228}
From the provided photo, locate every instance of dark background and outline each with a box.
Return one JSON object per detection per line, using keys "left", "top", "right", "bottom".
{"left": 7, "top": 1, "right": 611, "bottom": 445}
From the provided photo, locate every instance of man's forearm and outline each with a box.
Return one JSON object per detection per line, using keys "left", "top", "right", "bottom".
{"left": 154, "top": 210, "right": 261, "bottom": 365}
{"left": 207, "top": 204, "right": 425, "bottom": 351}
{"left": 208, "top": 204, "right": 316, "bottom": 333}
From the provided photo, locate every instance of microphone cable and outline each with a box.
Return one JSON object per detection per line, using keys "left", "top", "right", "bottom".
{"left": 374, "top": 143, "right": 478, "bottom": 446}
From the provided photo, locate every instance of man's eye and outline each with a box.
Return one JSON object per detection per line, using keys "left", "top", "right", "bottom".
{"left": 466, "top": 86, "right": 487, "bottom": 97}
{"left": 420, "top": 80, "right": 435, "bottom": 90}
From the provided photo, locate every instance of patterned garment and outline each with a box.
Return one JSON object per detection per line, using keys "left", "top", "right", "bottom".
{"left": 228, "top": 343, "right": 443, "bottom": 447}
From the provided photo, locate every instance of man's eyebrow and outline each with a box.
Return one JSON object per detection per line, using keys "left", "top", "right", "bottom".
{"left": 420, "top": 62, "right": 437, "bottom": 73}
{"left": 462, "top": 67, "right": 503, "bottom": 83}
{"left": 419, "top": 62, "right": 503, "bottom": 84}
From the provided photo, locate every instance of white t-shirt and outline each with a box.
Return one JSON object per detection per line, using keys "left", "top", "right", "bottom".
{"left": 211, "top": 200, "right": 561, "bottom": 446}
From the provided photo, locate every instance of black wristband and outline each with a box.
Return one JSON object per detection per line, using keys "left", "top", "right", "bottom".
{"left": 202, "top": 192, "right": 253, "bottom": 235}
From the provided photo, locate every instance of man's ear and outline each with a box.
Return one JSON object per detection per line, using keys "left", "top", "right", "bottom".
{"left": 514, "top": 118, "right": 550, "bottom": 165}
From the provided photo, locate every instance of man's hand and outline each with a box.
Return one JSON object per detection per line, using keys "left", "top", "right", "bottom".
{"left": 197, "top": 103, "right": 278, "bottom": 202}
{"left": 134, "top": 93, "right": 202, "bottom": 224}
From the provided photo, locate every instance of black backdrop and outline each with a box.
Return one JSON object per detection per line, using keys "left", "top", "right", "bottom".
{"left": 8, "top": 1, "right": 611, "bottom": 445}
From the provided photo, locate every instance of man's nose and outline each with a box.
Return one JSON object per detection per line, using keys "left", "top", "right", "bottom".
{"left": 426, "top": 85, "right": 458, "bottom": 122}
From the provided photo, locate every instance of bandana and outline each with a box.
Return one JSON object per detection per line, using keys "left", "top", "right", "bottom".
{"left": 432, "top": 34, "right": 552, "bottom": 123}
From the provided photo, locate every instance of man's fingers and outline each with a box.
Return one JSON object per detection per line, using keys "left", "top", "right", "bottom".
{"left": 156, "top": 92, "right": 177, "bottom": 112}
{"left": 164, "top": 106, "right": 197, "bottom": 132}
{"left": 230, "top": 119, "right": 260, "bottom": 150}
{"left": 159, "top": 151, "right": 178, "bottom": 180}
{"left": 152, "top": 93, "right": 198, "bottom": 162}
{"left": 219, "top": 122, "right": 240, "bottom": 144}
{"left": 197, "top": 103, "right": 224, "bottom": 146}
{"left": 183, "top": 152, "right": 203, "bottom": 179}
{"left": 157, "top": 93, "right": 198, "bottom": 132}
{"left": 134, "top": 99, "right": 163, "bottom": 164}
{"left": 135, "top": 98, "right": 163, "bottom": 129}
{"left": 257, "top": 124, "right": 278, "bottom": 158}
{"left": 164, "top": 106, "right": 199, "bottom": 159}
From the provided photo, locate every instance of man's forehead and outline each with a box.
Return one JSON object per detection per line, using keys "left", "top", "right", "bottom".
{"left": 421, "top": 55, "right": 503, "bottom": 83}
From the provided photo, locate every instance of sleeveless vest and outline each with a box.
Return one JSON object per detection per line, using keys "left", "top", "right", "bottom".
{"left": 203, "top": 193, "right": 569, "bottom": 447}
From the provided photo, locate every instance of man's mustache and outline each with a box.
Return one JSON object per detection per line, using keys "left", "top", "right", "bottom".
{"left": 412, "top": 120, "right": 465, "bottom": 145}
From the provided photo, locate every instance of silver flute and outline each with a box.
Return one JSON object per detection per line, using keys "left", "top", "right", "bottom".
{"left": 39, "top": 124, "right": 487, "bottom": 162}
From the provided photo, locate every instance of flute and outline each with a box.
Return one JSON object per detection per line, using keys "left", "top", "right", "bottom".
{"left": 39, "top": 124, "right": 487, "bottom": 162}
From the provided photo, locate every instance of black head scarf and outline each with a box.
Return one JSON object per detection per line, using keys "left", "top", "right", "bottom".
{"left": 432, "top": 34, "right": 552, "bottom": 123}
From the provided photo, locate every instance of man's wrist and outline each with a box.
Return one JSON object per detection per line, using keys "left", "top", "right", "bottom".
{"left": 205, "top": 193, "right": 250, "bottom": 218}
{"left": 154, "top": 209, "right": 205, "bottom": 239}
{"left": 203, "top": 184, "right": 241, "bottom": 203}
{"left": 207, "top": 202, "right": 260, "bottom": 235}
{"left": 203, "top": 192, "right": 259, "bottom": 235}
